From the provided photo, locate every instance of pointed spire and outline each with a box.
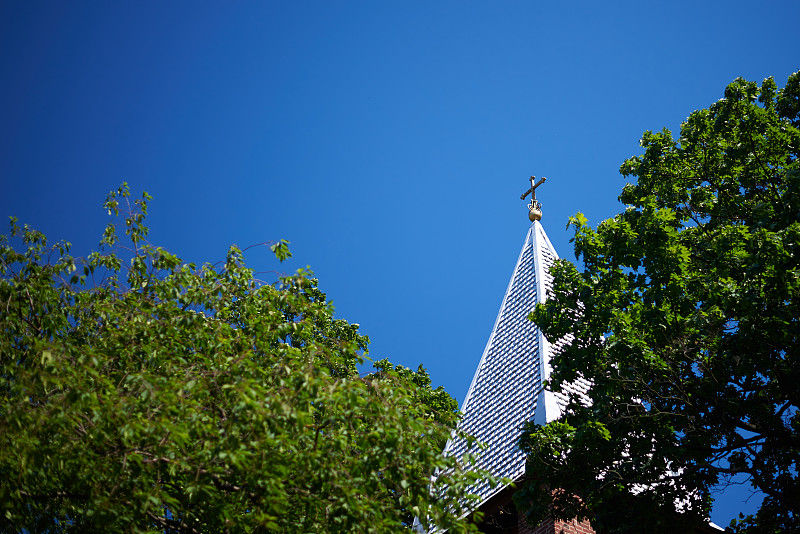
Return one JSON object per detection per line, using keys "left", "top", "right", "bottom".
{"left": 444, "top": 187, "right": 574, "bottom": 507}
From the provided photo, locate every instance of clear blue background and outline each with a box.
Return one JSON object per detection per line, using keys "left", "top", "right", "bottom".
{"left": 2, "top": 1, "right": 796, "bottom": 527}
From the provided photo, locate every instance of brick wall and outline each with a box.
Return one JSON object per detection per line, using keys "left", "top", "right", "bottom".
{"left": 518, "top": 515, "right": 595, "bottom": 534}
{"left": 473, "top": 482, "right": 596, "bottom": 534}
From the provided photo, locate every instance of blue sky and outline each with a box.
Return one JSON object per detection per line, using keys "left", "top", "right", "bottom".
{"left": 1, "top": 1, "right": 797, "bottom": 527}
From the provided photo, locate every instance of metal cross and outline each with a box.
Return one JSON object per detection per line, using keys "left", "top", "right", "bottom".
{"left": 520, "top": 176, "right": 546, "bottom": 201}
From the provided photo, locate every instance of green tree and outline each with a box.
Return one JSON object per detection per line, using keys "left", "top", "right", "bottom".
{"left": 0, "top": 185, "right": 489, "bottom": 533}
{"left": 517, "top": 72, "right": 800, "bottom": 533}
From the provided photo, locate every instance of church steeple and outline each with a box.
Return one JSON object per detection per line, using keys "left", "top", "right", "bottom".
{"left": 444, "top": 178, "right": 587, "bottom": 508}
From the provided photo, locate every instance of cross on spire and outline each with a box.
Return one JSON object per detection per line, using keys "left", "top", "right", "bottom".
{"left": 520, "top": 176, "right": 547, "bottom": 222}
{"left": 520, "top": 175, "right": 546, "bottom": 202}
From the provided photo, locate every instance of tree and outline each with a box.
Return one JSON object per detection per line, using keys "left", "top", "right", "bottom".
{"left": 517, "top": 72, "right": 800, "bottom": 533}
{"left": 0, "top": 185, "right": 489, "bottom": 533}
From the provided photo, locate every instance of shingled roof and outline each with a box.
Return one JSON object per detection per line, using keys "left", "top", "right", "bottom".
{"left": 444, "top": 220, "right": 590, "bottom": 507}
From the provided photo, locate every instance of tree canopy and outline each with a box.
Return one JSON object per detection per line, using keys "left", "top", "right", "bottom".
{"left": 517, "top": 72, "right": 800, "bottom": 533}
{"left": 0, "top": 185, "right": 489, "bottom": 533}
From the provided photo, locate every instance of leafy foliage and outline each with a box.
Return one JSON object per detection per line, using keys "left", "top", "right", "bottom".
{"left": 517, "top": 72, "right": 800, "bottom": 533}
{"left": 0, "top": 185, "right": 487, "bottom": 533}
